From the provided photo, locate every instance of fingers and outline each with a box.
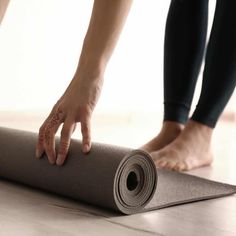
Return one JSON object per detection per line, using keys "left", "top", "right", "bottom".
{"left": 36, "top": 126, "right": 46, "bottom": 158}
{"left": 81, "top": 119, "right": 91, "bottom": 153}
{"left": 44, "top": 111, "right": 64, "bottom": 164}
{"left": 56, "top": 119, "right": 76, "bottom": 166}
{"left": 36, "top": 107, "right": 92, "bottom": 166}
{"left": 36, "top": 109, "right": 64, "bottom": 164}
{"left": 36, "top": 112, "right": 55, "bottom": 158}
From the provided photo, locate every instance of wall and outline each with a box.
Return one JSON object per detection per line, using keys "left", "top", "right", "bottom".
{"left": 0, "top": 0, "right": 235, "bottom": 118}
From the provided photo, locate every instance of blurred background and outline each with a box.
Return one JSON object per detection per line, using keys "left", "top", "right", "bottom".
{"left": 0, "top": 0, "right": 235, "bottom": 146}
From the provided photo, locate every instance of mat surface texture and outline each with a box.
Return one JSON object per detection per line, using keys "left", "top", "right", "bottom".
{"left": 0, "top": 127, "right": 236, "bottom": 214}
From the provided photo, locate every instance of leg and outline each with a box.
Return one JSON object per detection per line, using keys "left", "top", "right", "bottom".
{"left": 191, "top": 0, "right": 236, "bottom": 127}
{"left": 0, "top": 0, "right": 10, "bottom": 25}
{"left": 154, "top": 0, "right": 236, "bottom": 171}
{"left": 142, "top": 0, "right": 208, "bottom": 152}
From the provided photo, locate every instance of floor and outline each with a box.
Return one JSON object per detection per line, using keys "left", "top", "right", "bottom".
{"left": 0, "top": 111, "right": 236, "bottom": 236}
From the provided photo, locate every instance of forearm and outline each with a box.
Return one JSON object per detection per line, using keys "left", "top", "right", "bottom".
{"left": 37, "top": 0, "right": 132, "bottom": 163}
{"left": 76, "top": 0, "right": 133, "bottom": 78}
{"left": 0, "top": 0, "right": 10, "bottom": 25}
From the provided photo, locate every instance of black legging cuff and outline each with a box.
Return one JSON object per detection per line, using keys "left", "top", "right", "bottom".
{"left": 164, "top": 102, "right": 190, "bottom": 124}
{"left": 191, "top": 110, "right": 217, "bottom": 128}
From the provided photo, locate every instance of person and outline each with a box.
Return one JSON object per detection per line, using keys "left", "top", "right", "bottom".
{"left": 35, "top": 0, "right": 134, "bottom": 166}
{"left": 141, "top": 0, "right": 236, "bottom": 171}
{"left": 36, "top": 0, "right": 236, "bottom": 171}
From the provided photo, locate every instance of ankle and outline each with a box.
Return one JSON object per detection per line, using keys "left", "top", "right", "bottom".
{"left": 162, "top": 121, "right": 185, "bottom": 135}
{"left": 186, "top": 120, "right": 213, "bottom": 136}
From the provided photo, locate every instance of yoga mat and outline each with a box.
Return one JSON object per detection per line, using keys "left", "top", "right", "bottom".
{"left": 0, "top": 127, "right": 236, "bottom": 215}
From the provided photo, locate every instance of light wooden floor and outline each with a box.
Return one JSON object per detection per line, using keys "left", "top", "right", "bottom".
{"left": 0, "top": 111, "right": 236, "bottom": 236}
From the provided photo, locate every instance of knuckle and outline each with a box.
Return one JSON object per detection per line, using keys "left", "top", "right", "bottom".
{"left": 38, "top": 133, "right": 44, "bottom": 143}
{"left": 83, "top": 131, "right": 91, "bottom": 138}
{"left": 59, "top": 143, "right": 69, "bottom": 155}
{"left": 52, "top": 103, "right": 61, "bottom": 113}
{"left": 81, "top": 123, "right": 90, "bottom": 134}
{"left": 61, "top": 127, "right": 70, "bottom": 137}
{"left": 44, "top": 129, "right": 53, "bottom": 146}
{"left": 39, "top": 125, "right": 45, "bottom": 134}
{"left": 60, "top": 140, "right": 70, "bottom": 150}
{"left": 82, "top": 129, "right": 91, "bottom": 139}
{"left": 58, "top": 150, "right": 66, "bottom": 156}
{"left": 44, "top": 129, "right": 51, "bottom": 137}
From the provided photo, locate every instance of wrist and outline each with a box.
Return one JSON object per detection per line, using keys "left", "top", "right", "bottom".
{"left": 73, "top": 55, "right": 105, "bottom": 84}
{"left": 76, "top": 36, "right": 111, "bottom": 78}
{"left": 75, "top": 52, "right": 106, "bottom": 81}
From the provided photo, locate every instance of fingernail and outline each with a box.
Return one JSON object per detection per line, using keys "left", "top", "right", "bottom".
{"left": 35, "top": 149, "right": 42, "bottom": 159}
{"left": 56, "top": 154, "right": 64, "bottom": 166}
{"left": 83, "top": 144, "right": 90, "bottom": 153}
{"left": 47, "top": 154, "right": 56, "bottom": 165}
{"left": 49, "top": 158, "right": 56, "bottom": 165}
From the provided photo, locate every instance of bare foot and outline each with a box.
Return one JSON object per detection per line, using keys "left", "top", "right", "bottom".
{"left": 151, "top": 120, "right": 214, "bottom": 171}
{"left": 140, "top": 121, "right": 184, "bottom": 153}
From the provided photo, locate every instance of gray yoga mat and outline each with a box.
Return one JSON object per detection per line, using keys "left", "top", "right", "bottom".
{"left": 0, "top": 127, "right": 236, "bottom": 214}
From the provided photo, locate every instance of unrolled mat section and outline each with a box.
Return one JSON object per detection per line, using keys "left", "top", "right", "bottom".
{"left": 0, "top": 127, "right": 235, "bottom": 215}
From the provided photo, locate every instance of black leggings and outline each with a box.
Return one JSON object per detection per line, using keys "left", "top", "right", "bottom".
{"left": 164, "top": 0, "right": 236, "bottom": 128}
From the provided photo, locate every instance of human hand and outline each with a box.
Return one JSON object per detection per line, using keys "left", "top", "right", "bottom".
{"left": 35, "top": 75, "right": 103, "bottom": 166}
{"left": 35, "top": 0, "right": 132, "bottom": 166}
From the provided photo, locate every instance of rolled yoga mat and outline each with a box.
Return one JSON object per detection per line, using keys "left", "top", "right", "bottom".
{"left": 0, "top": 127, "right": 236, "bottom": 215}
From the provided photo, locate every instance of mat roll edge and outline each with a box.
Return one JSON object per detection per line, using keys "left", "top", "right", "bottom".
{"left": 0, "top": 127, "right": 157, "bottom": 214}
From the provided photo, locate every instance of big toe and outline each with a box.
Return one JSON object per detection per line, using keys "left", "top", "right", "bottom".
{"left": 173, "top": 161, "right": 188, "bottom": 171}
{"left": 164, "top": 159, "right": 177, "bottom": 170}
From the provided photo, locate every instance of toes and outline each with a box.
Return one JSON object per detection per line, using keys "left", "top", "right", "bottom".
{"left": 155, "top": 159, "right": 167, "bottom": 168}
{"left": 151, "top": 149, "right": 196, "bottom": 172}
{"left": 152, "top": 151, "right": 176, "bottom": 170}
{"left": 165, "top": 160, "right": 177, "bottom": 170}
{"left": 173, "top": 162, "right": 188, "bottom": 171}
{"left": 158, "top": 160, "right": 189, "bottom": 171}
